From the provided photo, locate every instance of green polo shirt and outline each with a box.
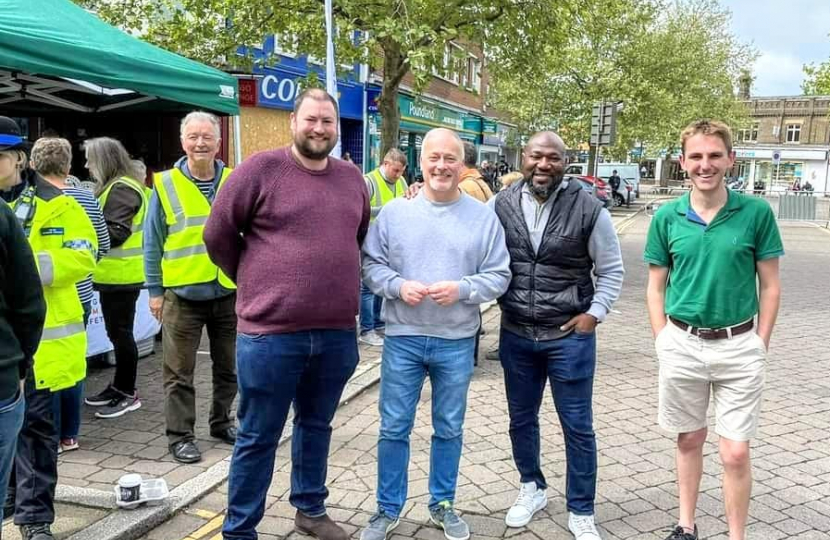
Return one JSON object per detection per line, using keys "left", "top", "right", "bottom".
{"left": 644, "top": 189, "right": 784, "bottom": 328}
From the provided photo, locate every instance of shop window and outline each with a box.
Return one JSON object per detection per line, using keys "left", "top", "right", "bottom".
{"left": 786, "top": 124, "right": 801, "bottom": 143}
{"left": 756, "top": 161, "right": 803, "bottom": 188}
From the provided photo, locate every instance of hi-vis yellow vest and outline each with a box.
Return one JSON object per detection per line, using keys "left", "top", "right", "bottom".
{"left": 154, "top": 167, "right": 235, "bottom": 289}
{"left": 93, "top": 178, "right": 147, "bottom": 285}
{"left": 14, "top": 181, "right": 97, "bottom": 391}
{"left": 365, "top": 168, "right": 407, "bottom": 221}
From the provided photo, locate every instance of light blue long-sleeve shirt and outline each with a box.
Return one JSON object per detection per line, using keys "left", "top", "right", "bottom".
{"left": 144, "top": 157, "right": 234, "bottom": 301}
{"left": 362, "top": 191, "right": 511, "bottom": 339}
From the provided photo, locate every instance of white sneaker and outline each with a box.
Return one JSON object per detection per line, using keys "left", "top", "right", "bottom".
{"left": 505, "top": 481, "right": 547, "bottom": 527}
{"left": 359, "top": 330, "right": 384, "bottom": 347}
{"left": 568, "top": 513, "right": 602, "bottom": 540}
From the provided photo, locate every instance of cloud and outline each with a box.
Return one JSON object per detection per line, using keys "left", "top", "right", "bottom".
{"left": 752, "top": 52, "right": 809, "bottom": 96}
{"left": 723, "top": 0, "right": 830, "bottom": 96}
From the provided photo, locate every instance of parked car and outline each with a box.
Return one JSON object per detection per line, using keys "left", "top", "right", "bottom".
{"left": 564, "top": 162, "right": 641, "bottom": 201}
{"left": 568, "top": 174, "right": 611, "bottom": 208}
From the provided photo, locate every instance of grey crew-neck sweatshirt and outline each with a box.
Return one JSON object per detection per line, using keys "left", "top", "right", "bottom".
{"left": 362, "top": 191, "right": 511, "bottom": 339}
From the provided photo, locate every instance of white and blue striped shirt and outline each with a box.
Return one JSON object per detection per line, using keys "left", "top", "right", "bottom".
{"left": 64, "top": 187, "right": 110, "bottom": 306}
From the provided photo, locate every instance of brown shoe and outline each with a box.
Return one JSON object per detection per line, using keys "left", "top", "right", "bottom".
{"left": 294, "top": 511, "right": 348, "bottom": 540}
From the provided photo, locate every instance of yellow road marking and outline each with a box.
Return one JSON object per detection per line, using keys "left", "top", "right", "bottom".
{"left": 185, "top": 514, "right": 225, "bottom": 540}
{"left": 190, "top": 509, "right": 218, "bottom": 520}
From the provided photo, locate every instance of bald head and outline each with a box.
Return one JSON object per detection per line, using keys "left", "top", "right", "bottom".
{"left": 521, "top": 131, "right": 568, "bottom": 201}
{"left": 526, "top": 131, "right": 565, "bottom": 153}
{"left": 420, "top": 128, "right": 464, "bottom": 202}
{"left": 422, "top": 128, "right": 464, "bottom": 157}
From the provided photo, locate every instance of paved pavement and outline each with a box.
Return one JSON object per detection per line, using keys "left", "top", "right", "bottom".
{"left": 5, "top": 206, "right": 829, "bottom": 540}
{"left": 139, "top": 217, "right": 830, "bottom": 540}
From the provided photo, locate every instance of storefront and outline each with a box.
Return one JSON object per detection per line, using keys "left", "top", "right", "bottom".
{"left": 478, "top": 120, "right": 520, "bottom": 171}
{"left": 366, "top": 89, "right": 483, "bottom": 181}
{"left": 734, "top": 147, "right": 829, "bottom": 192}
{"left": 231, "top": 58, "right": 365, "bottom": 166}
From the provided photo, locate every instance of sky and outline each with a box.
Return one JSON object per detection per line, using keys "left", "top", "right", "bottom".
{"left": 721, "top": 0, "right": 830, "bottom": 96}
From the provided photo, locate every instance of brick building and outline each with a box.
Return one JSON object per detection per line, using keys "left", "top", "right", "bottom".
{"left": 732, "top": 95, "right": 830, "bottom": 192}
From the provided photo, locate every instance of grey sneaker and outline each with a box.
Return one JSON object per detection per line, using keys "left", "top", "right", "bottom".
{"left": 95, "top": 392, "right": 141, "bottom": 419}
{"left": 359, "top": 330, "right": 384, "bottom": 347}
{"left": 360, "top": 511, "right": 400, "bottom": 540}
{"left": 429, "top": 501, "right": 469, "bottom": 540}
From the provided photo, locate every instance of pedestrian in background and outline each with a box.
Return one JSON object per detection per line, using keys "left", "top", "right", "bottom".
{"left": 645, "top": 120, "right": 783, "bottom": 540}
{"left": 493, "top": 131, "right": 624, "bottom": 540}
{"left": 206, "top": 88, "right": 369, "bottom": 540}
{"left": 359, "top": 128, "right": 510, "bottom": 540}
{"left": 144, "top": 111, "right": 238, "bottom": 464}
{"left": 0, "top": 116, "right": 97, "bottom": 540}
{"left": 30, "top": 137, "right": 110, "bottom": 452}
{"left": 84, "top": 137, "right": 146, "bottom": 420}
{"left": 360, "top": 148, "right": 409, "bottom": 347}
{"left": 459, "top": 141, "right": 493, "bottom": 203}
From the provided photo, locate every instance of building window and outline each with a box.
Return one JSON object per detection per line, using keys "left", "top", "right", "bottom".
{"left": 786, "top": 124, "right": 801, "bottom": 143}
{"left": 737, "top": 123, "right": 758, "bottom": 143}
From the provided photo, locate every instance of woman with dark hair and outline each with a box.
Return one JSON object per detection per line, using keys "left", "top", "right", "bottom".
{"left": 84, "top": 137, "right": 147, "bottom": 419}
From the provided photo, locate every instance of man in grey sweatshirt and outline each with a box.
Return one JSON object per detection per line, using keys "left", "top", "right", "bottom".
{"left": 360, "top": 128, "right": 510, "bottom": 540}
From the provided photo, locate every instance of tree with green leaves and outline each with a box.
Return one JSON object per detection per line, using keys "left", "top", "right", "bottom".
{"left": 75, "top": 0, "right": 565, "bottom": 157}
{"left": 488, "top": 0, "right": 754, "bottom": 161}
{"left": 803, "top": 56, "right": 830, "bottom": 95}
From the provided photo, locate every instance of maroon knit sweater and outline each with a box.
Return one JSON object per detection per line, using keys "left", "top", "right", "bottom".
{"left": 204, "top": 147, "right": 370, "bottom": 334}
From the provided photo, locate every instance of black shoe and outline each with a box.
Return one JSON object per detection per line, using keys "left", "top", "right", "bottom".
{"left": 19, "top": 523, "right": 54, "bottom": 540}
{"left": 84, "top": 385, "right": 122, "bottom": 406}
{"left": 210, "top": 426, "right": 237, "bottom": 445}
{"left": 3, "top": 496, "right": 13, "bottom": 520}
{"left": 665, "top": 525, "right": 698, "bottom": 540}
{"left": 170, "top": 440, "right": 202, "bottom": 463}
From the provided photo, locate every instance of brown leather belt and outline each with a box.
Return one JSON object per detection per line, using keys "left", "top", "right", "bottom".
{"left": 668, "top": 316, "right": 754, "bottom": 340}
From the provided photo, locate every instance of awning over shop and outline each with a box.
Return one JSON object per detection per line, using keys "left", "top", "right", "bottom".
{"left": 0, "top": 0, "right": 238, "bottom": 115}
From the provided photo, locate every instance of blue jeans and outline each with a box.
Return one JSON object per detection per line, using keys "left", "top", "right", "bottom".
{"left": 53, "top": 382, "right": 83, "bottom": 440}
{"left": 499, "top": 328, "right": 598, "bottom": 515}
{"left": 359, "top": 281, "right": 384, "bottom": 334}
{"left": 377, "top": 335, "right": 475, "bottom": 517}
{"left": 223, "top": 330, "right": 359, "bottom": 540}
{"left": 0, "top": 387, "right": 25, "bottom": 510}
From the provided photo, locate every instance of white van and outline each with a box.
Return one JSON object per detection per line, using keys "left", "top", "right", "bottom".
{"left": 564, "top": 162, "right": 641, "bottom": 204}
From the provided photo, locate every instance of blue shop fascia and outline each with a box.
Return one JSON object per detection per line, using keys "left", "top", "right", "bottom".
{"left": 235, "top": 36, "right": 366, "bottom": 166}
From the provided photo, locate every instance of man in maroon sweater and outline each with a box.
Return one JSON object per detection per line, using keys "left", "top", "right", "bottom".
{"left": 204, "top": 88, "right": 369, "bottom": 540}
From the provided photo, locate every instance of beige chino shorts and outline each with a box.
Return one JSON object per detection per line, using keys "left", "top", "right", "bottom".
{"left": 656, "top": 321, "right": 767, "bottom": 441}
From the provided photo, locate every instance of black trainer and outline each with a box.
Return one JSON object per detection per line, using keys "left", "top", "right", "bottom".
{"left": 20, "top": 523, "right": 54, "bottom": 540}
{"left": 665, "top": 525, "right": 698, "bottom": 540}
{"left": 84, "top": 385, "right": 122, "bottom": 406}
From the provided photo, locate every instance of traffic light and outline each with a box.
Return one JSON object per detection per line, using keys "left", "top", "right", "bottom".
{"left": 590, "top": 102, "right": 617, "bottom": 146}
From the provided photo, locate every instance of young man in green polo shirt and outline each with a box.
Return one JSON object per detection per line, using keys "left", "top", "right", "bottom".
{"left": 644, "top": 120, "right": 783, "bottom": 540}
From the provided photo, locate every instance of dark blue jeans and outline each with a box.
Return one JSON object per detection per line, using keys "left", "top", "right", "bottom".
{"left": 223, "top": 330, "right": 359, "bottom": 540}
{"left": 499, "top": 328, "right": 598, "bottom": 515}
{"left": 359, "top": 280, "right": 384, "bottom": 334}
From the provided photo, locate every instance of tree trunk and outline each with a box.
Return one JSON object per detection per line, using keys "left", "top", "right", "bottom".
{"left": 379, "top": 40, "right": 408, "bottom": 159}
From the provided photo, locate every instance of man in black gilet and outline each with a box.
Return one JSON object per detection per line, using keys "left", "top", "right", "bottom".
{"left": 493, "top": 132, "right": 624, "bottom": 540}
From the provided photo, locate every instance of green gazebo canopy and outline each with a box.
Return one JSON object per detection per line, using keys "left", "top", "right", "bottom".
{"left": 0, "top": 0, "right": 239, "bottom": 115}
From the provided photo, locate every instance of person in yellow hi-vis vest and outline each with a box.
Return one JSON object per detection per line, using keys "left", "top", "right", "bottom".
{"left": 83, "top": 137, "right": 147, "bottom": 421}
{"left": 0, "top": 116, "right": 97, "bottom": 540}
{"left": 143, "top": 111, "right": 237, "bottom": 464}
{"left": 359, "top": 148, "right": 408, "bottom": 348}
